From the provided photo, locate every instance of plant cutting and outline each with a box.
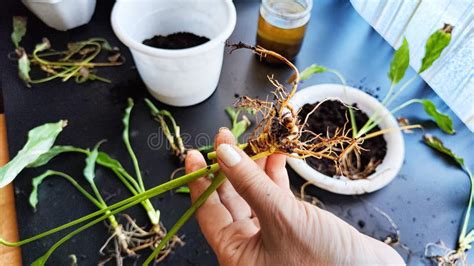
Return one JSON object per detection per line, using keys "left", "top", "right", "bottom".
{"left": 423, "top": 135, "right": 474, "bottom": 265}
{"left": 28, "top": 142, "right": 136, "bottom": 265}
{"left": 287, "top": 24, "right": 454, "bottom": 192}
{"left": 10, "top": 16, "right": 123, "bottom": 87}
{"left": 146, "top": 98, "right": 251, "bottom": 196}
{"left": 0, "top": 44, "right": 361, "bottom": 264}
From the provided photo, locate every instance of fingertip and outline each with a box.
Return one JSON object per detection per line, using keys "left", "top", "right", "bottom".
{"left": 185, "top": 149, "right": 206, "bottom": 173}
{"left": 215, "top": 127, "right": 236, "bottom": 149}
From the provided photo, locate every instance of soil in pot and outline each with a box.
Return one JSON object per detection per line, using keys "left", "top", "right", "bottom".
{"left": 299, "top": 100, "right": 387, "bottom": 179}
{"left": 143, "top": 32, "right": 210, "bottom": 49}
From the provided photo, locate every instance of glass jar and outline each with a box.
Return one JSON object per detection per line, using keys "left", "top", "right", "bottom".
{"left": 256, "top": 0, "right": 313, "bottom": 63}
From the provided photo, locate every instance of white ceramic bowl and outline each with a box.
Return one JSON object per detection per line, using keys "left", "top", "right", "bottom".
{"left": 287, "top": 84, "right": 404, "bottom": 195}
{"left": 111, "top": 0, "right": 236, "bottom": 107}
{"left": 22, "top": 0, "right": 96, "bottom": 31}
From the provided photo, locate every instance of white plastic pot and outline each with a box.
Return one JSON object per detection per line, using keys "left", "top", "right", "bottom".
{"left": 22, "top": 0, "right": 96, "bottom": 31}
{"left": 111, "top": 0, "right": 237, "bottom": 107}
{"left": 287, "top": 84, "right": 404, "bottom": 195}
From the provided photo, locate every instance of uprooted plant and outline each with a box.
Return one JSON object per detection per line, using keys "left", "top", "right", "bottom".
{"left": 423, "top": 135, "right": 474, "bottom": 265}
{"left": 0, "top": 43, "right": 432, "bottom": 265}
{"left": 292, "top": 24, "right": 455, "bottom": 179}
{"left": 10, "top": 16, "right": 123, "bottom": 87}
{"left": 28, "top": 142, "right": 137, "bottom": 265}
{"left": 0, "top": 100, "right": 183, "bottom": 264}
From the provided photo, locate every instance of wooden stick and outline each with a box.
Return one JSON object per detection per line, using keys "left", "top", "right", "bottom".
{"left": 0, "top": 114, "right": 22, "bottom": 265}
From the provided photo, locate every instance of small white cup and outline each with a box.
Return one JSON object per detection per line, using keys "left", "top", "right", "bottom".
{"left": 111, "top": 0, "right": 237, "bottom": 107}
{"left": 22, "top": 0, "right": 96, "bottom": 31}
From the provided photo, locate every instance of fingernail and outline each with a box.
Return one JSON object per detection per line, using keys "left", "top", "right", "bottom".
{"left": 217, "top": 144, "right": 241, "bottom": 167}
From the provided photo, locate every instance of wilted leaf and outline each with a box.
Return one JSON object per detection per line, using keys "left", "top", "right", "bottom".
{"left": 100, "top": 40, "right": 113, "bottom": 51}
{"left": 397, "top": 117, "right": 413, "bottom": 133}
{"left": 28, "top": 145, "right": 84, "bottom": 168}
{"left": 17, "top": 48, "right": 32, "bottom": 87}
{"left": 107, "top": 53, "right": 121, "bottom": 63}
{"left": 0, "top": 120, "right": 67, "bottom": 188}
{"left": 175, "top": 186, "right": 190, "bottom": 194}
{"left": 34, "top": 38, "right": 51, "bottom": 53}
{"left": 11, "top": 16, "right": 27, "bottom": 48}
{"left": 419, "top": 24, "right": 453, "bottom": 73}
{"left": 299, "top": 64, "right": 328, "bottom": 81}
{"left": 422, "top": 134, "right": 463, "bottom": 167}
{"left": 419, "top": 99, "right": 455, "bottom": 134}
{"left": 388, "top": 38, "right": 410, "bottom": 85}
{"left": 84, "top": 141, "right": 104, "bottom": 184}
{"left": 29, "top": 170, "right": 58, "bottom": 210}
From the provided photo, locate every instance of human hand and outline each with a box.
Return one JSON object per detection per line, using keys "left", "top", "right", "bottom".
{"left": 185, "top": 128, "right": 405, "bottom": 266}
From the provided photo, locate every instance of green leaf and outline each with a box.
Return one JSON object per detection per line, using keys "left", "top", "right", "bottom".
{"left": 83, "top": 141, "right": 104, "bottom": 184}
{"left": 0, "top": 120, "right": 67, "bottom": 188}
{"left": 300, "top": 64, "right": 327, "bottom": 81}
{"left": 29, "top": 170, "right": 57, "bottom": 211}
{"left": 225, "top": 106, "right": 238, "bottom": 122}
{"left": 28, "top": 145, "right": 84, "bottom": 168}
{"left": 422, "top": 134, "right": 464, "bottom": 167}
{"left": 175, "top": 186, "right": 190, "bottom": 194}
{"left": 17, "top": 48, "right": 32, "bottom": 87}
{"left": 388, "top": 38, "right": 410, "bottom": 85}
{"left": 225, "top": 106, "right": 251, "bottom": 139}
{"left": 231, "top": 116, "right": 251, "bottom": 139}
{"left": 11, "top": 16, "right": 27, "bottom": 48}
{"left": 122, "top": 98, "right": 134, "bottom": 143}
{"left": 32, "top": 254, "right": 47, "bottom": 266}
{"left": 419, "top": 24, "right": 452, "bottom": 73}
{"left": 97, "top": 152, "right": 124, "bottom": 171}
{"left": 419, "top": 99, "right": 455, "bottom": 134}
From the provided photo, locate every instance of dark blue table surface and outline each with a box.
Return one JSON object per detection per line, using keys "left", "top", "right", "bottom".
{"left": 1, "top": 0, "right": 473, "bottom": 265}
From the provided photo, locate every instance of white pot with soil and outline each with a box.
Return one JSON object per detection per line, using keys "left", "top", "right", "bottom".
{"left": 287, "top": 83, "right": 404, "bottom": 195}
{"left": 111, "top": 0, "right": 236, "bottom": 107}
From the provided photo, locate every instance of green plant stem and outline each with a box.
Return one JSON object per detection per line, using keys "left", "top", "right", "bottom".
{"left": 459, "top": 168, "right": 474, "bottom": 245}
{"left": 389, "top": 98, "right": 422, "bottom": 114}
{"left": 61, "top": 148, "right": 158, "bottom": 228}
{"left": 358, "top": 98, "right": 422, "bottom": 136}
{"left": 62, "top": 43, "right": 101, "bottom": 82}
{"left": 1, "top": 152, "right": 270, "bottom": 266}
{"left": 144, "top": 172, "right": 228, "bottom": 266}
{"left": 123, "top": 104, "right": 146, "bottom": 192}
{"left": 327, "top": 69, "right": 358, "bottom": 137}
{"left": 385, "top": 76, "right": 417, "bottom": 107}
{"left": 47, "top": 171, "right": 102, "bottom": 208}
{"left": 145, "top": 150, "right": 272, "bottom": 264}
{"left": 356, "top": 76, "right": 416, "bottom": 138}
{"left": 356, "top": 98, "right": 420, "bottom": 138}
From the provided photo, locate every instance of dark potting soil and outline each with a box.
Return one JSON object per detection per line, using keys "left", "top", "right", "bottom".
{"left": 299, "top": 100, "right": 387, "bottom": 179}
{"left": 143, "top": 32, "right": 210, "bottom": 49}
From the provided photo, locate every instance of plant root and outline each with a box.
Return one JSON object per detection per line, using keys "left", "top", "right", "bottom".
{"left": 295, "top": 181, "right": 326, "bottom": 209}
{"left": 227, "top": 43, "right": 354, "bottom": 164}
{"left": 98, "top": 215, "right": 184, "bottom": 265}
{"left": 123, "top": 214, "right": 184, "bottom": 263}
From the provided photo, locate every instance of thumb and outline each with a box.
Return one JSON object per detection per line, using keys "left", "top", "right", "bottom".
{"left": 216, "top": 143, "right": 285, "bottom": 219}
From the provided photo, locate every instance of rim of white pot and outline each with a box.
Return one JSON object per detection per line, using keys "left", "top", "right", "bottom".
{"left": 287, "top": 84, "right": 405, "bottom": 195}
{"left": 111, "top": 0, "right": 237, "bottom": 58}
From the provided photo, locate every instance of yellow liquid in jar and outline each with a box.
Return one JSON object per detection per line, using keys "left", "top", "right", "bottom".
{"left": 256, "top": 3, "right": 308, "bottom": 62}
